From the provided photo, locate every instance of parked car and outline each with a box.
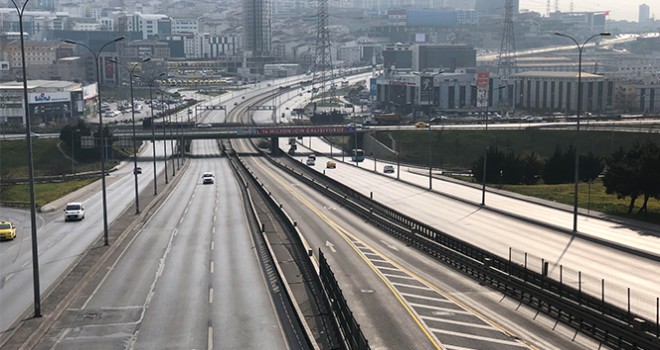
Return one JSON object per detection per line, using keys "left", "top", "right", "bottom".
{"left": 0, "top": 221, "right": 16, "bottom": 240}
{"left": 64, "top": 202, "right": 85, "bottom": 222}
{"left": 202, "top": 172, "right": 215, "bottom": 184}
{"left": 383, "top": 165, "right": 395, "bottom": 174}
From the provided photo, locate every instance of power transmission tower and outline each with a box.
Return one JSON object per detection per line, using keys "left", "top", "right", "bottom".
{"left": 497, "top": 0, "right": 517, "bottom": 108}
{"left": 311, "top": 0, "right": 335, "bottom": 107}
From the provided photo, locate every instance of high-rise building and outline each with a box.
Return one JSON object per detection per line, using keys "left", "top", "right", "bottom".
{"left": 639, "top": 4, "right": 650, "bottom": 23}
{"left": 243, "top": 0, "right": 272, "bottom": 56}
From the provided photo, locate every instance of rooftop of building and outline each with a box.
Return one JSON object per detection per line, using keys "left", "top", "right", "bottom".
{"left": 512, "top": 71, "right": 604, "bottom": 79}
{"left": 0, "top": 80, "right": 80, "bottom": 90}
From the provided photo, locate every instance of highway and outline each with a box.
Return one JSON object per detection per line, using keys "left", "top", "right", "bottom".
{"left": 0, "top": 139, "right": 174, "bottom": 335}
{"left": 32, "top": 139, "right": 291, "bottom": 349}
{"left": 230, "top": 91, "right": 604, "bottom": 348}
{"left": 2, "top": 71, "right": 656, "bottom": 349}
{"left": 283, "top": 136, "right": 660, "bottom": 321}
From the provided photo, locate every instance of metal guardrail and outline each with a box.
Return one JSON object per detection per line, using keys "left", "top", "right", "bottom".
{"left": 267, "top": 155, "right": 660, "bottom": 350}
{"left": 318, "top": 250, "right": 371, "bottom": 350}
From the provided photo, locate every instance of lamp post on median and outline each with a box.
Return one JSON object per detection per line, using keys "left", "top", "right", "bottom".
{"left": 109, "top": 57, "right": 151, "bottom": 214}
{"left": 555, "top": 31, "right": 610, "bottom": 232}
{"left": 64, "top": 36, "right": 125, "bottom": 246}
{"left": 10, "top": 0, "right": 41, "bottom": 317}
{"left": 148, "top": 73, "right": 166, "bottom": 195}
{"left": 472, "top": 81, "right": 506, "bottom": 206}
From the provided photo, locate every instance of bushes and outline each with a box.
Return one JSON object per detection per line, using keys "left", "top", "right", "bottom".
{"left": 471, "top": 144, "right": 603, "bottom": 186}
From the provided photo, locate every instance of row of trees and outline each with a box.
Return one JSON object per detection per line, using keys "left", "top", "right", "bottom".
{"left": 603, "top": 141, "right": 660, "bottom": 214}
{"left": 471, "top": 141, "right": 660, "bottom": 215}
{"left": 471, "top": 145, "right": 602, "bottom": 186}
{"left": 59, "top": 119, "right": 113, "bottom": 162}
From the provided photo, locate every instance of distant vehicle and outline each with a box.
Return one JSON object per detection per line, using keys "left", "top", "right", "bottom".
{"left": 202, "top": 172, "right": 215, "bottom": 184}
{"left": 308, "top": 154, "right": 316, "bottom": 161}
{"left": 415, "top": 122, "right": 430, "bottom": 128}
{"left": 196, "top": 123, "right": 212, "bottom": 128}
{"left": 0, "top": 221, "right": 16, "bottom": 240}
{"left": 133, "top": 167, "right": 142, "bottom": 175}
{"left": 305, "top": 158, "right": 316, "bottom": 166}
{"left": 326, "top": 161, "right": 336, "bottom": 169}
{"left": 374, "top": 113, "right": 401, "bottom": 125}
{"left": 64, "top": 202, "right": 85, "bottom": 222}
{"left": 30, "top": 132, "right": 40, "bottom": 138}
{"left": 383, "top": 165, "right": 395, "bottom": 174}
{"left": 351, "top": 149, "right": 365, "bottom": 162}
{"left": 288, "top": 147, "right": 296, "bottom": 155}
{"left": 429, "top": 116, "right": 447, "bottom": 124}
{"left": 288, "top": 137, "right": 296, "bottom": 145}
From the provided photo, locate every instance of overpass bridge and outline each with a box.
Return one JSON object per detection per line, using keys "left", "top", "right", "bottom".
{"left": 111, "top": 124, "right": 365, "bottom": 155}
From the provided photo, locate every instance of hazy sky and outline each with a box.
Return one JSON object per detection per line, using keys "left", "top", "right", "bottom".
{"left": 520, "top": 0, "right": 660, "bottom": 22}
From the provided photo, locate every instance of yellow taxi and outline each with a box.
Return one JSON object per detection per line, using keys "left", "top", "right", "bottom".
{"left": 415, "top": 122, "right": 430, "bottom": 128}
{"left": 326, "top": 161, "right": 337, "bottom": 169}
{"left": 0, "top": 221, "right": 17, "bottom": 240}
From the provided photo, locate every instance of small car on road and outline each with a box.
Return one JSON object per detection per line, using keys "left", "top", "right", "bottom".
{"left": 383, "top": 165, "right": 395, "bottom": 174}
{"left": 202, "top": 172, "right": 215, "bottom": 184}
{"left": 0, "top": 221, "right": 16, "bottom": 240}
{"left": 326, "top": 161, "right": 336, "bottom": 169}
{"left": 64, "top": 202, "right": 85, "bottom": 222}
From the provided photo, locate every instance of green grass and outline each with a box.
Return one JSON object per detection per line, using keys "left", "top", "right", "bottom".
{"left": 1, "top": 137, "right": 127, "bottom": 205}
{"left": 2, "top": 178, "right": 97, "bottom": 207}
{"left": 500, "top": 180, "right": 660, "bottom": 225}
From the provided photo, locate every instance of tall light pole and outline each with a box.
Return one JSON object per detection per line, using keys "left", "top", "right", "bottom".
{"left": 64, "top": 36, "right": 124, "bottom": 246}
{"left": 163, "top": 89, "right": 176, "bottom": 178}
{"left": 428, "top": 123, "right": 432, "bottom": 190}
{"left": 555, "top": 31, "right": 610, "bottom": 232}
{"left": 109, "top": 57, "right": 151, "bottom": 214}
{"left": 10, "top": 0, "right": 41, "bottom": 318}
{"left": 473, "top": 83, "right": 506, "bottom": 206}
{"left": 148, "top": 73, "right": 166, "bottom": 195}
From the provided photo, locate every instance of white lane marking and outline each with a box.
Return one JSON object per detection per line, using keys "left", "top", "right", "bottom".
{"left": 325, "top": 240, "right": 336, "bottom": 253}
{"left": 213, "top": 214, "right": 216, "bottom": 222}
{"left": 419, "top": 315, "right": 494, "bottom": 329}
{"left": 407, "top": 301, "right": 472, "bottom": 313}
{"left": 210, "top": 261, "right": 214, "bottom": 274}
{"left": 444, "top": 345, "right": 481, "bottom": 350}
{"left": 368, "top": 259, "right": 390, "bottom": 263}
{"left": 211, "top": 241, "right": 214, "bottom": 250}
{"left": 209, "top": 288, "right": 213, "bottom": 304}
{"left": 429, "top": 328, "right": 527, "bottom": 347}
{"left": 380, "top": 239, "right": 400, "bottom": 251}
{"left": 5, "top": 273, "right": 15, "bottom": 282}
{"left": 212, "top": 227, "right": 216, "bottom": 234}
{"left": 391, "top": 282, "right": 433, "bottom": 291}
{"left": 208, "top": 326, "right": 213, "bottom": 350}
{"left": 381, "top": 273, "right": 417, "bottom": 280}
{"left": 376, "top": 266, "right": 403, "bottom": 272}
{"left": 173, "top": 228, "right": 178, "bottom": 237}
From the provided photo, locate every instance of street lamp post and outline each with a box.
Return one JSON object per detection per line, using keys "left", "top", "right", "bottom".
{"left": 474, "top": 84, "right": 506, "bottom": 206}
{"left": 109, "top": 57, "right": 151, "bottom": 214}
{"left": 428, "top": 123, "right": 432, "bottom": 189}
{"left": 148, "top": 73, "right": 166, "bottom": 195}
{"left": 164, "top": 90, "right": 176, "bottom": 178}
{"left": 10, "top": 0, "right": 41, "bottom": 318}
{"left": 555, "top": 31, "right": 610, "bottom": 232}
{"left": 64, "top": 36, "right": 125, "bottom": 246}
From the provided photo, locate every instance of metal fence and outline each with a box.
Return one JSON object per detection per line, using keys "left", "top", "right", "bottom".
{"left": 319, "top": 250, "right": 371, "bottom": 350}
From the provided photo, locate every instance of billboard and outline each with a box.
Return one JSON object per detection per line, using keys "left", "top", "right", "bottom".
{"left": 476, "top": 72, "right": 489, "bottom": 108}
{"left": 28, "top": 91, "right": 70, "bottom": 104}
{"left": 420, "top": 76, "right": 433, "bottom": 103}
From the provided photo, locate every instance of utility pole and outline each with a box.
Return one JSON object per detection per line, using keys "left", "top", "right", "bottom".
{"left": 498, "top": 0, "right": 517, "bottom": 111}
{"left": 311, "top": 0, "right": 335, "bottom": 107}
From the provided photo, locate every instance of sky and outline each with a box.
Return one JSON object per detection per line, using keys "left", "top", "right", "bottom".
{"left": 520, "top": 0, "right": 660, "bottom": 22}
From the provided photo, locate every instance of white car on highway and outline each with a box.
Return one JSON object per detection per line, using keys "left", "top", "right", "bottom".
{"left": 64, "top": 202, "right": 85, "bottom": 221}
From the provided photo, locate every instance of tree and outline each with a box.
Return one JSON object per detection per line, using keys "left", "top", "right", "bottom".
{"left": 520, "top": 152, "right": 542, "bottom": 185}
{"left": 603, "top": 145, "right": 643, "bottom": 213}
{"left": 579, "top": 151, "right": 603, "bottom": 183}
{"left": 542, "top": 145, "right": 571, "bottom": 184}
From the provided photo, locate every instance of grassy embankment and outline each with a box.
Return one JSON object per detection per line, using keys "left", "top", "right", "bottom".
{"left": 0, "top": 137, "right": 127, "bottom": 207}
